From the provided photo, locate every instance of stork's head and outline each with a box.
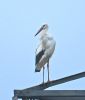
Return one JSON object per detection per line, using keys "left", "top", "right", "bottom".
{"left": 35, "top": 24, "right": 48, "bottom": 36}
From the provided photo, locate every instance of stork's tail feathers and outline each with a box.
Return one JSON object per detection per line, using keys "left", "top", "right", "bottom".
{"left": 35, "top": 49, "right": 45, "bottom": 72}
{"left": 35, "top": 69, "right": 40, "bottom": 72}
{"left": 35, "top": 64, "right": 42, "bottom": 72}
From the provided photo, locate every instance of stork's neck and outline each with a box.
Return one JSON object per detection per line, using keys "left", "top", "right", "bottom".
{"left": 40, "top": 29, "right": 48, "bottom": 39}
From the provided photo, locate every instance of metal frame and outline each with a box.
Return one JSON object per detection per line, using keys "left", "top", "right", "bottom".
{"left": 12, "top": 72, "right": 85, "bottom": 100}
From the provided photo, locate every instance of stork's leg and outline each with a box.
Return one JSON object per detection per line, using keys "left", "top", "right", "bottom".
{"left": 47, "top": 60, "right": 50, "bottom": 82}
{"left": 43, "top": 66, "right": 44, "bottom": 83}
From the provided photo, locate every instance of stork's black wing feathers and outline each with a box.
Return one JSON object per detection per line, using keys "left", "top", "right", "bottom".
{"left": 35, "top": 49, "right": 45, "bottom": 65}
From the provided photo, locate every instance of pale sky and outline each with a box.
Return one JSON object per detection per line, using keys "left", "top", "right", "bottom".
{"left": 0, "top": 0, "right": 85, "bottom": 100}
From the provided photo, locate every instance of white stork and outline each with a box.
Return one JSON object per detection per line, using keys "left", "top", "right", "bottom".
{"left": 35, "top": 24, "right": 56, "bottom": 83}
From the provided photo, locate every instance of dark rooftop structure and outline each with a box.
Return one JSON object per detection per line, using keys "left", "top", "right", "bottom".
{"left": 12, "top": 71, "right": 85, "bottom": 100}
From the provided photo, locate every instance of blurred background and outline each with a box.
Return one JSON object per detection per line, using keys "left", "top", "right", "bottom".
{"left": 0, "top": 0, "right": 85, "bottom": 100}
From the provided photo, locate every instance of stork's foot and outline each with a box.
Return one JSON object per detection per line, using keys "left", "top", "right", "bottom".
{"left": 47, "top": 79, "right": 51, "bottom": 83}
{"left": 41, "top": 81, "right": 45, "bottom": 84}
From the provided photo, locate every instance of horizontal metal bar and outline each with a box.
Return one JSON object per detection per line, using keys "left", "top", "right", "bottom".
{"left": 14, "top": 90, "right": 85, "bottom": 97}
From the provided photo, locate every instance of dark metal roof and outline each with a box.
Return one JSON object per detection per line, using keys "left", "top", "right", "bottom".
{"left": 12, "top": 71, "right": 85, "bottom": 100}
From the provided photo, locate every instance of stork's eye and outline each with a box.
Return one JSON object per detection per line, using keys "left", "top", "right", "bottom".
{"left": 43, "top": 25, "right": 45, "bottom": 27}
{"left": 43, "top": 25, "right": 46, "bottom": 29}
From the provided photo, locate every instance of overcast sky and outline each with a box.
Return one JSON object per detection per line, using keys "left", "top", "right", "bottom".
{"left": 0, "top": 0, "right": 85, "bottom": 100}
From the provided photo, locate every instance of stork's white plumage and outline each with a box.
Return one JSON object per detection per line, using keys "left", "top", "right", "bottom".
{"left": 35, "top": 24, "right": 56, "bottom": 83}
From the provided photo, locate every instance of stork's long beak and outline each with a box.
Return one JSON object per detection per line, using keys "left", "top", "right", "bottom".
{"left": 35, "top": 26, "right": 43, "bottom": 36}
